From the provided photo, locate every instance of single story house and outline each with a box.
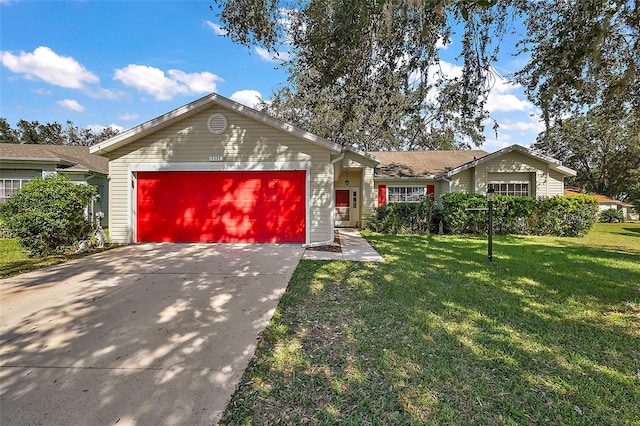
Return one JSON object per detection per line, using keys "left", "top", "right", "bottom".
{"left": 90, "top": 93, "right": 576, "bottom": 246}
{"left": 564, "top": 188, "right": 637, "bottom": 220}
{"left": 0, "top": 144, "right": 109, "bottom": 224}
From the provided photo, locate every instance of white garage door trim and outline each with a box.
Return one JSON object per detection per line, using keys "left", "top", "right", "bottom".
{"left": 127, "top": 161, "right": 311, "bottom": 244}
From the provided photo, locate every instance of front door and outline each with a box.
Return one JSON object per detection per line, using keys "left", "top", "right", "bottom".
{"left": 335, "top": 189, "right": 359, "bottom": 227}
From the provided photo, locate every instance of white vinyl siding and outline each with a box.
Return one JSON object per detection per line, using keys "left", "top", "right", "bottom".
{"left": 547, "top": 170, "right": 565, "bottom": 197}
{"left": 449, "top": 169, "right": 473, "bottom": 192}
{"left": 107, "top": 106, "right": 333, "bottom": 244}
{"left": 361, "top": 166, "right": 376, "bottom": 217}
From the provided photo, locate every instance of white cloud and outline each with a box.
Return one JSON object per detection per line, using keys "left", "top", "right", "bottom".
{"left": 254, "top": 47, "right": 290, "bottom": 62}
{"left": 88, "top": 123, "right": 125, "bottom": 133}
{"left": 486, "top": 93, "right": 533, "bottom": 113}
{"left": 498, "top": 119, "right": 545, "bottom": 133}
{"left": 113, "top": 64, "right": 222, "bottom": 101}
{"left": 118, "top": 112, "right": 139, "bottom": 121}
{"left": 85, "top": 87, "right": 127, "bottom": 100}
{"left": 31, "top": 88, "right": 52, "bottom": 95}
{"left": 428, "top": 61, "right": 464, "bottom": 81}
{"left": 57, "top": 99, "right": 84, "bottom": 112}
{"left": 205, "top": 20, "right": 227, "bottom": 36}
{"left": 231, "top": 90, "right": 263, "bottom": 108}
{"left": 481, "top": 132, "right": 513, "bottom": 152}
{"left": 435, "top": 36, "right": 449, "bottom": 50}
{"left": 1, "top": 46, "right": 98, "bottom": 89}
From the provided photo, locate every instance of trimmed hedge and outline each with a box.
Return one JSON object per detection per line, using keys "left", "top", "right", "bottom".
{"left": 367, "top": 193, "right": 598, "bottom": 237}
{"left": 366, "top": 197, "right": 436, "bottom": 235}
{"left": 440, "top": 192, "right": 598, "bottom": 237}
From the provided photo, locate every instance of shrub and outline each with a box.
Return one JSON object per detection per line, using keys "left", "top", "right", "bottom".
{"left": 0, "top": 175, "right": 97, "bottom": 256}
{"left": 366, "top": 197, "right": 436, "bottom": 234}
{"left": 440, "top": 192, "right": 487, "bottom": 234}
{"left": 534, "top": 194, "right": 599, "bottom": 237}
{"left": 0, "top": 219, "right": 15, "bottom": 238}
{"left": 438, "top": 192, "right": 598, "bottom": 237}
{"left": 598, "top": 208, "right": 624, "bottom": 223}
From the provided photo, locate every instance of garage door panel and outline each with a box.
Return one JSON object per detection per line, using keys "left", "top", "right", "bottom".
{"left": 136, "top": 171, "right": 306, "bottom": 243}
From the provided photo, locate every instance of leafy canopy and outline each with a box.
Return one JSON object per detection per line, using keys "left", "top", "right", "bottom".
{"left": 533, "top": 105, "right": 640, "bottom": 203}
{"left": 212, "top": 0, "right": 638, "bottom": 150}
{"left": 0, "top": 118, "right": 120, "bottom": 146}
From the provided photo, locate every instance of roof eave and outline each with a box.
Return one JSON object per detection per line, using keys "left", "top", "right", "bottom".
{"left": 0, "top": 157, "right": 75, "bottom": 167}
{"left": 57, "top": 167, "right": 107, "bottom": 175}
{"left": 553, "top": 165, "right": 577, "bottom": 177}
{"left": 438, "top": 144, "right": 576, "bottom": 178}
{"left": 374, "top": 175, "right": 438, "bottom": 181}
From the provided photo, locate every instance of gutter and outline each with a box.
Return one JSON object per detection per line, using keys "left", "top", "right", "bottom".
{"left": 302, "top": 151, "right": 346, "bottom": 248}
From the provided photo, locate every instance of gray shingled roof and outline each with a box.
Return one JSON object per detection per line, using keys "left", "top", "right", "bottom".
{"left": 369, "top": 150, "right": 489, "bottom": 178}
{"left": 0, "top": 144, "right": 108, "bottom": 174}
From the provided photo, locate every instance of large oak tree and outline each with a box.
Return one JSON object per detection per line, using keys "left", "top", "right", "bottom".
{"left": 212, "top": 0, "right": 638, "bottom": 151}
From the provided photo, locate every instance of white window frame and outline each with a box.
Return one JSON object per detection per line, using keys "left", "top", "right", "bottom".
{"left": 488, "top": 181, "right": 530, "bottom": 197}
{"left": 0, "top": 178, "right": 31, "bottom": 203}
{"left": 387, "top": 185, "right": 427, "bottom": 203}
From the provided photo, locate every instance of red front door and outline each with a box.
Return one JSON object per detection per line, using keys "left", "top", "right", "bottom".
{"left": 335, "top": 189, "right": 350, "bottom": 225}
{"left": 136, "top": 170, "right": 306, "bottom": 243}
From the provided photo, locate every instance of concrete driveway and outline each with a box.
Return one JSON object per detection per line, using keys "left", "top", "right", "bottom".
{"left": 0, "top": 243, "right": 303, "bottom": 425}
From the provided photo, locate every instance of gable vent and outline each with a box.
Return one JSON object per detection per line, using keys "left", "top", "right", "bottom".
{"left": 207, "top": 113, "right": 228, "bottom": 134}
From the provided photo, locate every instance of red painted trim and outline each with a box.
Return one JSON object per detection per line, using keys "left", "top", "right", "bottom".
{"left": 378, "top": 185, "right": 387, "bottom": 206}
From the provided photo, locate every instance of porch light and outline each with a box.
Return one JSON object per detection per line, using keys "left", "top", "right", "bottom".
{"left": 344, "top": 169, "right": 350, "bottom": 186}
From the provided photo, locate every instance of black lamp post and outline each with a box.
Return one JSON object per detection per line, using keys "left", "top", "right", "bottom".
{"left": 487, "top": 187, "right": 496, "bottom": 262}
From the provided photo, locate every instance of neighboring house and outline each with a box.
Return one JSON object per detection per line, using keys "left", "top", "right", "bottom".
{"left": 564, "top": 188, "right": 637, "bottom": 220}
{"left": 0, "top": 144, "right": 109, "bottom": 225}
{"left": 90, "top": 93, "right": 576, "bottom": 246}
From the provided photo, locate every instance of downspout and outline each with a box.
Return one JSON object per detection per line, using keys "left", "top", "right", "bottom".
{"left": 442, "top": 176, "right": 452, "bottom": 192}
{"left": 302, "top": 151, "right": 345, "bottom": 248}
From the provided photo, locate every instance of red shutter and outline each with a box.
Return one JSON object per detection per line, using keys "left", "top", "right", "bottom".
{"left": 378, "top": 185, "right": 387, "bottom": 206}
{"left": 427, "top": 184, "right": 435, "bottom": 199}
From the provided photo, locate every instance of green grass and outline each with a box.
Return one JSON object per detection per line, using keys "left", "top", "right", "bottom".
{"left": 0, "top": 238, "right": 114, "bottom": 279}
{"left": 221, "top": 222, "right": 640, "bottom": 425}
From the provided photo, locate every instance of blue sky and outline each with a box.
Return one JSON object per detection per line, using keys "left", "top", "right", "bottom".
{"left": 1, "top": 0, "right": 544, "bottom": 152}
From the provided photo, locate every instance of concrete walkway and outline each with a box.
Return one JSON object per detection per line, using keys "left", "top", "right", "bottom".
{"left": 302, "top": 228, "right": 384, "bottom": 262}
{"left": 0, "top": 243, "right": 303, "bottom": 426}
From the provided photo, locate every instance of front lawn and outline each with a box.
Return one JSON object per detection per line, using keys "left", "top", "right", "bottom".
{"left": 221, "top": 222, "right": 640, "bottom": 424}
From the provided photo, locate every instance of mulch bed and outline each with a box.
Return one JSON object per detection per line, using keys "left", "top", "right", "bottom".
{"left": 305, "top": 230, "right": 342, "bottom": 253}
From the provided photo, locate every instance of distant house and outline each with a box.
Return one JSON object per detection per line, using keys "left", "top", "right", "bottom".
{"left": 90, "top": 93, "right": 577, "bottom": 245}
{"left": 564, "top": 188, "right": 637, "bottom": 220}
{"left": 0, "top": 144, "right": 109, "bottom": 224}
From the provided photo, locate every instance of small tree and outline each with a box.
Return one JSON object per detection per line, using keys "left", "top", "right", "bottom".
{"left": 0, "top": 175, "right": 97, "bottom": 256}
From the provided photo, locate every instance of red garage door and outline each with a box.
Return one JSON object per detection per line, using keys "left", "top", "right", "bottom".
{"left": 136, "top": 171, "right": 306, "bottom": 243}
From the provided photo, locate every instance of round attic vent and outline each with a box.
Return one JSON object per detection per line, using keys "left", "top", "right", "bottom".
{"left": 207, "top": 113, "right": 228, "bottom": 134}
